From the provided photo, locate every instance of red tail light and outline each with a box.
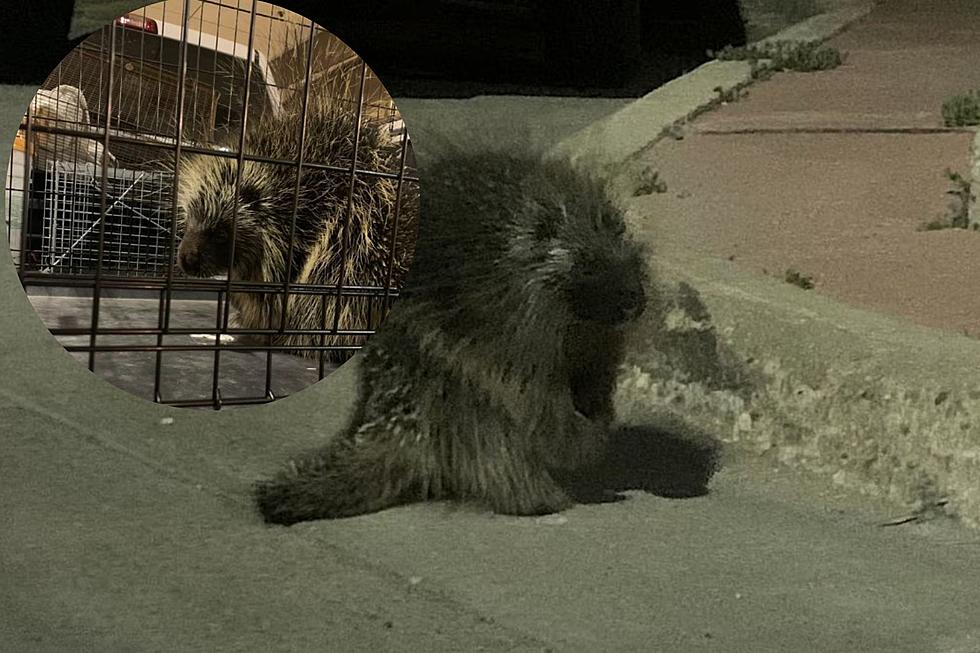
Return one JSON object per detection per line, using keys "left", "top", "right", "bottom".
{"left": 115, "top": 14, "right": 159, "bottom": 34}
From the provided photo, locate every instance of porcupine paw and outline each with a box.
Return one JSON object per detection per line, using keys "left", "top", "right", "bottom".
{"left": 526, "top": 490, "right": 575, "bottom": 516}
{"left": 487, "top": 474, "right": 575, "bottom": 517}
{"left": 552, "top": 468, "right": 628, "bottom": 506}
{"left": 576, "top": 488, "right": 628, "bottom": 505}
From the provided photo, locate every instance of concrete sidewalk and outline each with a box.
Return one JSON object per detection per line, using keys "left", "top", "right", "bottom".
{"left": 633, "top": 0, "right": 980, "bottom": 333}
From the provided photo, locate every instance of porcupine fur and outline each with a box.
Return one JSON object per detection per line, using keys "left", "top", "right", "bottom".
{"left": 174, "top": 51, "right": 418, "bottom": 362}
{"left": 254, "top": 149, "right": 649, "bottom": 524}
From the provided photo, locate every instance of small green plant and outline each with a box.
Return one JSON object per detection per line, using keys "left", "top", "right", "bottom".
{"left": 944, "top": 169, "right": 974, "bottom": 229}
{"left": 749, "top": 60, "right": 775, "bottom": 81}
{"left": 919, "top": 169, "right": 974, "bottom": 231}
{"left": 941, "top": 91, "right": 980, "bottom": 127}
{"left": 713, "top": 85, "right": 747, "bottom": 103}
{"left": 633, "top": 166, "right": 668, "bottom": 196}
{"left": 711, "top": 40, "right": 845, "bottom": 73}
{"left": 784, "top": 268, "right": 814, "bottom": 289}
{"left": 919, "top": 218, "right": 949, "bottom": 232}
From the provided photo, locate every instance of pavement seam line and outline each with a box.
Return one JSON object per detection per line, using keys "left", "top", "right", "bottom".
{"left": 0, "top": 384, "right": 244, "bottom": 503}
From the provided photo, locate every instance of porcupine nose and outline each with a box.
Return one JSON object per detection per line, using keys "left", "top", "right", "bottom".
{"left": 177, "top": 246, "right": 199, "bottom": 275}
{"left": 623, "top": 283, "right": 646, "bottom": 321}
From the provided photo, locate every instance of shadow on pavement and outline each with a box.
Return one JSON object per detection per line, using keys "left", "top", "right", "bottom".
{"left": 560, "top": 420, "right": 723, "bottom": 505}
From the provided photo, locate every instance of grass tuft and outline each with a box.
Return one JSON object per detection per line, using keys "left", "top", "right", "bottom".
{"left": 941, "top": 91, "right": 980, "bottom": 127}
{"left": 632, "top": 166, "right": 668, "bottom": 196}
{"left": 917, "top": 169, "right": 974, "bottom": 231}
{"left": 784, "top": 268, "right": 815, "bottom": 289}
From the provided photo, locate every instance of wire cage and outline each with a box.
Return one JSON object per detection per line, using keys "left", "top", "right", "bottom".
{"left": 3, "top": 0, "right": 419, "bottom": 409}
{"left": 35, "top": 161, "right": 174, "bottom": 276}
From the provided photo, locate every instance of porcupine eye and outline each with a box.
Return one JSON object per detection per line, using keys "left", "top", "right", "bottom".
{"left": 201, "top": 226, "right": 232, "bottom": 269}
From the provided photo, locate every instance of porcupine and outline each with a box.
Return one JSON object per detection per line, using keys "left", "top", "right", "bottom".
{"left": 174, "top": 55, "right": 419, "bottom": 362}
{"left": 254, "top": 149, "right": 649, "bottom": 524}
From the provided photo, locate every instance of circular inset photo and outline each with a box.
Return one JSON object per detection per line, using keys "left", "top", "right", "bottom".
{"left": 4, "top": 1, "right": 419, "bottom": 409}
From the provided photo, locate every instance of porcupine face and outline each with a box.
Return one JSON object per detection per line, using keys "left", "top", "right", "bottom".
{"left": 409, "top": 152, "right": 646, "bottom": 328}
{"left": 176, "top": 157, "right": 266, "bottom": 279}
{"left": 565, "top": 224, "right": 647, "bottom": 325}
{"left": 527, "top": 163, "right": 648, "bottom": 326}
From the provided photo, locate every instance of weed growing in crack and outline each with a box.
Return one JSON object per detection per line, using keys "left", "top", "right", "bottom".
{"left": 713, "top": 85, "right": 748, "bottom": 103}
{"left": 919, "top": 169, "right": 974, "bottom": 231}
{"left": 941, "top": 90, "right": 980, "bottom": 127}
{"left": 633, "top": 166, "right": 668, "bottom": 196}
{"left": 784, "top": 268, "right": 815, "bottom": 289}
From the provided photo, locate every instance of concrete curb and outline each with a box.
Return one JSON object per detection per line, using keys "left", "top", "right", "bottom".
{"left": 552, "top": 0, "right": 877, "bottom": 170}
{"left": 613, "top": 249, "right": 980, "bottom": 529}
{"left": 551, "top": 60, "right": 756, "bottom": 170}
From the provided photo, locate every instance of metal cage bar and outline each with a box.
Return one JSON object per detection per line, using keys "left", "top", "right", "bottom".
{"left": 155, "top": 0, "right": 194, "bottom": 403}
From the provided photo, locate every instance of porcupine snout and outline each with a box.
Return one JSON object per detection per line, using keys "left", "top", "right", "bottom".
{"left": 176, "top": 227, "right": 231, "bottom": 278}
{"left": 568, "top": 244, "right": 647, "bottom": 325}
{"left": 177, "top": 239, "right": 201, "bottom": 276}
{"left": 612, "top": 266, "right": 646, "bottom": 322}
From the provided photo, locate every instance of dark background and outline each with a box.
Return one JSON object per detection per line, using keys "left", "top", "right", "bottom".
{"left": 0, "top": 0, "right": 747, "bottom": 98}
